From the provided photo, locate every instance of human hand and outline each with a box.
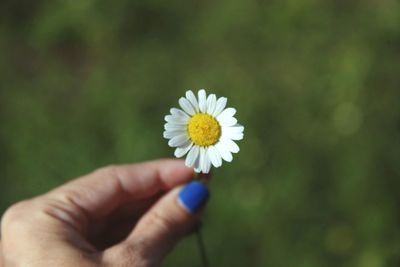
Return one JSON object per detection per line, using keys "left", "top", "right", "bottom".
{"left": 0, "top": 159, "right": 209, "bottom": 266}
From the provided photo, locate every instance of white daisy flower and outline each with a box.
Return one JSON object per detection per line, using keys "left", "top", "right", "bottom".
{"left": 163, "top": 89, "right": 244, "bottom": 173}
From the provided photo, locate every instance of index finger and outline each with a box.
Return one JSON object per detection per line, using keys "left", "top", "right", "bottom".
{"left": 46, "top": 159, "right": 194, "bottom": 221}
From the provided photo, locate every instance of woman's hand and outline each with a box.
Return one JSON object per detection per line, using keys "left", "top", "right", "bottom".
{"left": 0, "top": 159, "right": 209, "bottom": 266}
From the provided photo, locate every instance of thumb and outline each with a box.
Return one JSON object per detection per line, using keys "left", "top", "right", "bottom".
{"left": 103, "top": 181, "right": 209, "bottom": 266}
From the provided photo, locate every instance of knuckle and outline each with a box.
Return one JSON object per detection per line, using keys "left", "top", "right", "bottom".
{"left": 108, "top": 243, "right": 151, "bottom": 267}
{"left": 2, "top": 200, "right": 31, "bottom": 225}
{"left": 149, "top": 209, "right": 175, "bottom": 233}
{"left": 119, "top": 243, "right": 141, "bottom": 261}
{"left": 41, "top": 194, "right": 89, "bottom": 232}
{"left": 95, "top": 164, "right": 119, "bottom": 177}
{"left": 1, "top": 200, "right": 36, "bottom": 235}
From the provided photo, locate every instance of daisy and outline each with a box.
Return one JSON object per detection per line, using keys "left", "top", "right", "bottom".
{"left": 163, "top": 89, "right": 244, "bottom": 173}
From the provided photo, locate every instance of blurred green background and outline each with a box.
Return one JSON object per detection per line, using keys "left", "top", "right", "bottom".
{"left": 1, "top": 0, "right": 400, "bottom": 266}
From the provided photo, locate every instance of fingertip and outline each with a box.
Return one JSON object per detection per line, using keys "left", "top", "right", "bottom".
{"left": 118, "top": 159, "right": 194, "bottom": 192}
{"left": 151, "top": 159, "right": 194, "bottom": 188}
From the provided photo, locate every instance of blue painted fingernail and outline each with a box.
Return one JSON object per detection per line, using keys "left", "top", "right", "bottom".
{"left": 178, "top": 181, "right": 209, "bottom": 214}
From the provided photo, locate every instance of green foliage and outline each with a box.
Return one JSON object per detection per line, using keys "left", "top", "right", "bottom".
{"left": 1, "top": 0, "right": 400, "bottom": 266}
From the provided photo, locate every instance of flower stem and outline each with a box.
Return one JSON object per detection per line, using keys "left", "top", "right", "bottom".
{"left": 192, "top": 172, "right": 210, "bottom": 267}
{"left": 195, "top": 222, "right": 209, "bottom": 267}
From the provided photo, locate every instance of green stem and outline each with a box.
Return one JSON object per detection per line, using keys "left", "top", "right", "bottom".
{"left": 195, "top": 223, "right": 209, "bottom": 267}
{"left": 192, "top": 172, "right": 210, "bottom": 267}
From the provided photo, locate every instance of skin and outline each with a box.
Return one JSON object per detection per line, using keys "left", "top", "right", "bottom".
{"left": 0, "top": 159, "right": 205, "bottom": 267}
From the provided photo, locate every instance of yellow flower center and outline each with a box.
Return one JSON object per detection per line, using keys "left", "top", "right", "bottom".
{"left": 187, "top": 113, "right": 221, "bottom": 146}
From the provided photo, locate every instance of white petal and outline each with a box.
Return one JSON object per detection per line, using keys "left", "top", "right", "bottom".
{"left": 221, "top": 126, "right": 244, "bottom": 140}
{"left": 217, "top": 108, "right": 238, "bottom": 127}
{"left": 174, "top": 142, "right": 193, "bottom": 158}
{"left": 202, "top": 148, "right": 212, "bottom": 173}
{"left": 206, "top": 94, "right": 217, "bottom": 115}
{"left": 212, "top": 97, "right": 227, "bottom": 117}
{"left": 193, "top": 149, "right": 202, "bottom": 171}
{"left": 217, "top": 108, "right": 236, "bottom": 120}
{"left": 199, "top": 147, "right": 211, "bottom": 173}
{"left": 204, "top": 156, "right": 212, "bottom": 173}
{"left": 168, "top": 134, "right": 189, "bottom": 147}
{"left": 216, "top": 142, "right": 233, "bottom": 162}
{"left": 221, "top": 138, "right": 240, "bottom": 153}
{"left": 198, "top": 89, "right": 207, "bottom": 113}
{"left": 207, "top": 146, "right": 222, "bottom": 168}
{"left": 164, "top": 123, "right": 186, "bottom": 131}
{"left": 199, "top": 147, "right": 206, "bottom": 173}
{"left": 185, "top": 90, "right": 199, "bottom": 112}
{"left": 170, "top": 108, "right": 190, "bottom": 119}
{"left": 194, "top": 168, "right": 201, "bottom": 173}
{"left": 218, "top": 116, "right": 238, "bottom": 127}
{"left": 229, "top": 133, "right": 244, "bottom": 140}
{"left": 163, "top": 130, "right": 186, "bottom": 139}
{"left": 165, "top": 115, "right": 188, "bottom": 125}
{"left": 179, "top": 97, "right": 196, "bottom": 115}
{"left": 225, "top": 124, "right": 244, "bottom": 133}
{"left": 185, "top": 145, "right": 200, "bottom": 167}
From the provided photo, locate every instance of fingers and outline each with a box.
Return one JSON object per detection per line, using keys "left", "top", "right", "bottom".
{"left": 103, "top": 181, "right": 209, "bottom": 266}
{"left": 45, "top": 159, "right": 193, "bottom": 232}
{"left": 0, "top": 159, "right": 194, "bottom": 266}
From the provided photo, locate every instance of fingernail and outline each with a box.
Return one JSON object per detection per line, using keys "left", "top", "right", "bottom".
{"left": 178, "top": 181, "right": 209, "bottom": 214}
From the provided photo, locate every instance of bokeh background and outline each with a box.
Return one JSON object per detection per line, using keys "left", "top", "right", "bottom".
{"left": 1, "top": 0, "right": 400, "bottom": 266}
